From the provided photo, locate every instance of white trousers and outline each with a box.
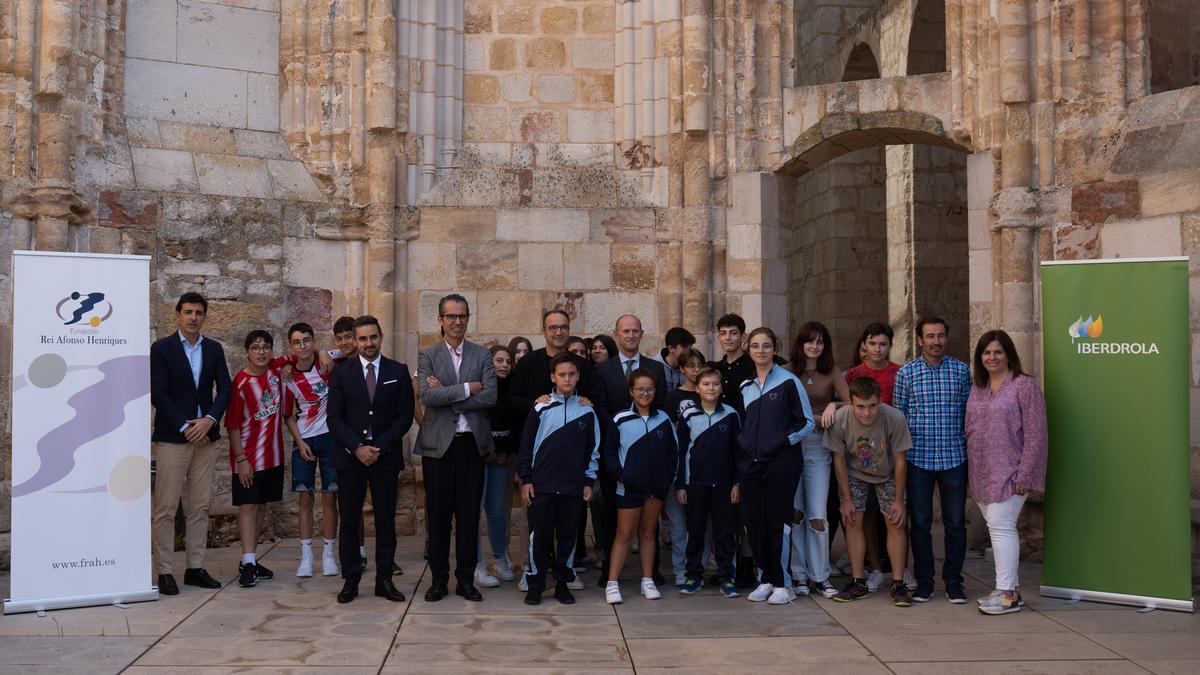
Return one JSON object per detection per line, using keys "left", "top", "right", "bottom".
{"left": 980, "top": 493, "right": 1027, "bottom": 591}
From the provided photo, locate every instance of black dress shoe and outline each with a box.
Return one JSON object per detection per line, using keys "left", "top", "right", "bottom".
{"left": 157, "top": 574, "right": 179, "bottom": 596}
{"left": 375, "top": 579, "right": 406, "bottom": 602}
{"left": 553, "top": 581, "right": 576, "bottom": 605}
{"left": 424, "top": 583, "right": 449, "bottom": 602}
{"left": 337, "top": 580, "right": 359, "bottom": 604}
{"left": 456, "top": 584, "right": 483, "bottom": 602}
{"left": 183, "top": 567, "right": 222, "bottom": 589}
{"left": 524, "top": 588, "right": 543, "bottom": 605}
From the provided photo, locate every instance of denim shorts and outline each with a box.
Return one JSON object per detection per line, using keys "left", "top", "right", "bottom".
{"left": 291, "top": 432, "right": 338, "bottom": 493}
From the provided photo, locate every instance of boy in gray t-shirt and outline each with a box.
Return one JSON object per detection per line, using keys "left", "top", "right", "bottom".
{"left": 825, "top": 377, "right": 913, "bottom": 606}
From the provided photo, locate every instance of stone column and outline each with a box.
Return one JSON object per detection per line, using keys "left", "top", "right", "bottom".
{"left": 726, "top": 172, "right": 787, "bottom": 335}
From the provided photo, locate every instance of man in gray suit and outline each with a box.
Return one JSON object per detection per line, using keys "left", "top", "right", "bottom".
{"left": 417, "top": 293, "right": 498, "bottom": 601}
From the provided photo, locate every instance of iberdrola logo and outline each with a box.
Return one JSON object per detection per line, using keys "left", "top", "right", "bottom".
{"left": 1067, "top": 314, "right": 1103, "bottom": 340}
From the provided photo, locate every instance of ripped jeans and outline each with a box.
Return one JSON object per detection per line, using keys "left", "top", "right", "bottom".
{"left": 787, "top": 433, "right": 831, "bottom": 584}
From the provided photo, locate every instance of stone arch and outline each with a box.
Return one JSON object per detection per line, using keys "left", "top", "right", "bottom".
{"left": 906, "top": 0, "right": 947, "bottom": 75}
{"left": 1147, "top": 0, "right": 1200, "bottom": 93}
{"left": 843, "top": 43, "right": 881, "bottom": 82}
{"left": 777, "top": 110, "right": 966, "bottom": 177}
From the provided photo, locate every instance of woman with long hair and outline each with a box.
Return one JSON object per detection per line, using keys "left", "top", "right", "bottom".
{"left": 475, "top": 345, "right": 520, "bottom": 586}
{"left": 507, "top": 336, "right": 533, "bottom": 364}
{"left": 785, "top": 322, "right": 848, "bottom": 599}
{"left": 965, "top": 330, "right": 1047, "bottom": 615}
{"left": 590, "top": 334, "right": 618, "bottom": 364}
{"left": 737, "top": 327, "right": 815, "bottom": 605}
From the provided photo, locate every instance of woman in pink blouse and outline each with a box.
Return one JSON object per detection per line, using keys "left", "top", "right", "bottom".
{"left": 965, "top": 329, "right": 1047, "bottom": 616}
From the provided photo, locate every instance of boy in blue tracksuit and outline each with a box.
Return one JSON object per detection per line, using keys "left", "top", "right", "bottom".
{"left": 518, "top": 353, "right": 600, "bottom": 605}
{"left": 675, "top": 367, "right": 742, "bottom": 598}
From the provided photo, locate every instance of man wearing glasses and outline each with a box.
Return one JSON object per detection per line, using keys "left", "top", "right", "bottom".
{"left": 416, "top": 294, "right": 498, "bottom": 602}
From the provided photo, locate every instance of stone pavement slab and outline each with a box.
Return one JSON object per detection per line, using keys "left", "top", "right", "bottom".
{"left": 133, "top": 635, "right": 396, "bottom": 667}
{"left": 855, "top": 630, "right": 1123, "bottom": 662}
{"left": 888, "top": 661, "right": 1149, "bottom": 674}
{"left": 625, "top": 635, "right": 888, "bottom": 672}
{"left": 0, "top": 635, "right": 158, "bottom": 670}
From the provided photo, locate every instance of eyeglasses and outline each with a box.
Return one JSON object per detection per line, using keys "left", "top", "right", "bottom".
{"left": 440, "top": 314, "right": 470, "bottom": 323}
{"left": 546, "top": 324, "right": 570, "bottom": 333}
{"left": 248, "top": 345, "right": 272, "bottom": 353}
{"left": 632, "top": 386, "right": 656, "bottom": 395}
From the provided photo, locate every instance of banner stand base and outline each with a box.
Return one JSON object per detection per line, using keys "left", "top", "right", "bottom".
{"left": 4, "top": 588, "right": 159, "bottom": 615}
{"left": 1040, "top": 585, "right": 1194, "bottom": 613}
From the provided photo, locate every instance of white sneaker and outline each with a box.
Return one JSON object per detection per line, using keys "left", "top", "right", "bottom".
{"left": 833, "top": 553, "right": 850, "bottom": 575}
{"left": 866, "top": 569, "right": 885, "bottom": 592}
{"left": 903, "top": 568, "right": 917, "bottom": 591}
{"left": 640, "top": 577, "right": 662, "bottom": 600}
{"left": 518, "top": 572, "right": 529, "bottom": 592}
{"left": 747, "top": 583, "right": 774, "bottom": 602}
{"left": 567, "top": 577, "right": 585, "bottom": 591}
{"left": 977, "top": 589, "right": 1006, "bottom": 608}
{"left": 792, "top": 581, "right": 811, "bottom": 596}
{"left": 296, "top": 551, "right": 313, "bottom": 578}
{"left": 494, "top": 555, "right": 515, "bottom": 582}
{"left": 812, "top": 579, "right": 838, "bottom": 599}
{"left": 674, "top": 574, "right": 688, "bottom": 587}
{"left": 321, "top": 548, "right": 339, "bottom": 576}
{"left": 768, "top": 586, "right": 796, "bottom": 605}
{"left": 605, "top": 581, "right": 623, "bottom": 604}
{"left": 475, "top": 561, "right": 500, "bottom": 588}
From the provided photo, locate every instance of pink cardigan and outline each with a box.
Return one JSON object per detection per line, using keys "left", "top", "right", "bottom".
{"left": 964, "top": 374, "right": 1048, "bottom": 504}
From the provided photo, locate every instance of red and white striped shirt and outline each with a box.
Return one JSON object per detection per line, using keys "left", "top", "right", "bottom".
{"left": 285, "top": 361, "right": 332, "bottom": 439}
{"left": 226, "top": 359, "right": 294, "bottom": 472}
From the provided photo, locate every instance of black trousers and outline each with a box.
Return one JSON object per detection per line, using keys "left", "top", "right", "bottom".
{"left": 685, "top": 485, "right": 737, "bottom": 581}
{"left": 526, "top": 493, "right": 583, "bottom": 592}
{"left": 424, "top": 434, "right": 485, "bottom": 586}
{"left": 741, "top": 451, "right": 803, "bottom": 588}
{"left": 597, "top": 470, "right": 618, "bottom": 567}
{"left": 337, "top": 458, "right": 400, "bottom": 584}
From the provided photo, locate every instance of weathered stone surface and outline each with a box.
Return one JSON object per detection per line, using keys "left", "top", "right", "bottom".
{"left": 518, "top": 242, "right": 565, "bottom": 290}
{"left": 131, "top": 147, "right": 200, "bottom": 192}
{"left": 98, "top": 190, "right": 159, "bottom": 229}
{"left": 540, "top": 6, "right": 577, "bottom": 34}
{"left": 525, "top": 38, "right": 566, "bottom": 69}
{"left": 457, "top": 242, "right": 518, "bottom": 289}
{"left": 285, "top": 286, "right": 334, "bottom": 332}
{"left": 195, "top": 154, "right": 272, "bottom": 198}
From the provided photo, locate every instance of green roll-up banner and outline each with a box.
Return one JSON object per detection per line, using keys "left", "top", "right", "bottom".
{"left": 1040, "top": 257, "right": 1193, "bottom": 612}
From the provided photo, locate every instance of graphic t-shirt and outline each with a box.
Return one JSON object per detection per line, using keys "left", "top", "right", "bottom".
{"left": 824, "top": 403, "right": 912, "bottom": 483}
{"left": 285, "top": 362, "right": 331, "bottom": 439}
{"left": 225, "top": 365, "right": 293, "bottom": 472}
{"left": 665, "top": 388, "right": 701, "bottom": 423}
{"left": 844, "top": 361, "right": 901, "bottom": 405}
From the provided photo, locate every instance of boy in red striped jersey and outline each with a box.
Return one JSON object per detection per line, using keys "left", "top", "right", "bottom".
{"left": 283, "top": 322, "right": 342, "bottom": 578}
{"left": 226, "top": 330, "right": 298, "bottom": 588}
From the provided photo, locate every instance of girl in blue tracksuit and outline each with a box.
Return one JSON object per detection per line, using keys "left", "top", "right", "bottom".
{"left": 738, "top": 327, "right": 815, "bottom": 605}
{"left": 602, "top": 368, "right": 678, "bottom": 604}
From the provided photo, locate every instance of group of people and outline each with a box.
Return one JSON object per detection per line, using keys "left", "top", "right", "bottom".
{"left": 149, "top": 290, "right": 1047, "bottom": 616}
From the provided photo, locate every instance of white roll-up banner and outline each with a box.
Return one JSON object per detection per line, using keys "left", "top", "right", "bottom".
{"left": 5, "top": 251, "right": 157, "bottom": 614}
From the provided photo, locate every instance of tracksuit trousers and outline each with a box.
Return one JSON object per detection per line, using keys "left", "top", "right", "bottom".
{"left": 526, "top": 493, "right": 583, "bottom": 592}
{"left": 739, "top": 451, "right": 803, "bottom": 588}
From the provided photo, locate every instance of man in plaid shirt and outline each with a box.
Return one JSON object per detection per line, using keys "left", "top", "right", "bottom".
{"left": 892, "top": 317, "right": 971, "bottom": 604}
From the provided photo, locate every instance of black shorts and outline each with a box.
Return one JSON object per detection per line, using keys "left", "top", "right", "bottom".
{"left": 232, "top": 465, "right": 285, "bottom": 506}
{"left": 616, "top": 488, "right": 667, "bottom": 510}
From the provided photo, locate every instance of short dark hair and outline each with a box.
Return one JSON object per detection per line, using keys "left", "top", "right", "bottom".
{"left": 287, "top": 322, "right": 314, "bottom": 341}
{"left": 244, "top": 329, "right": 273, "bottom": 350}
{"left": 972, "top": 329, "right": 1026, "bottom": 388}
{"left": 716, "top": 313, "right": 745, "bottom": 333}
{"left": 566, "top": 335, "right": 587, "bottom": 351}
{"left": 353, "top": 315, "right": 382, "bottom": 335}
{"left": 542, "top": 308, "right": 570, "bottom": 326}
{"left": 664, "top": 327, "right": 696, "bottom": 348}
{"left": 176, "top": 291, "right": 208, "bottom": 314}
{"left": 860, "top": 322, "right": 894, "bottom": 343}
{"left": 550, "top": 351, "right": 580, "bottom": 373}
{"left": 627, "top": 366, "right": 657, "bottom": 390}
{"left": 696, "top": 366, "right": 722, "bottom": 385}
{"left": 679, "top": 347, "right": 706, "bottom": 369}
{"left": 438, "top": 293, "right": 469, "bottom": 316}
{"left": 333, "top": 315, "right": 355, "bottom": 334}
{"left": 915, "top": 316, "right": 948, "bottom": 337}
{"left": 790, "top": 321, "right": 835, "bottom": 375}
{"left": 849, "top": 376, "right": 881, "bottom": 401}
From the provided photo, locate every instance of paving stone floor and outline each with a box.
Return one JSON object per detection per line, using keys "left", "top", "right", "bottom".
{"left": 1, "top": 536, "right": 1196, "bottom": 674}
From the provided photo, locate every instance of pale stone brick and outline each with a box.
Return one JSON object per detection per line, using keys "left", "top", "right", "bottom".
{"left": 266, "top": 160, "right": 323, "bottom": 201}
{"left": 1141, "top": 170, "right": 1200, "bottom": 217}
{"left": 526, "top": 38, "right": 566, "bottom": 69}
{"left": 464, "top": 36, "right": 487, "bottom": 71}
{"left": 563, "top": 242, "right": 611, "bottom": 289}
{"left": 540, "top": 6, "right": 577, "bottom": 34}
{"left": 464, "top": 1, "right": 492, "bottom": 33}
{"left": 124, "top": 58, "right": 246, "bottom": 127}
{"left": 1101, "top": 215, "right": 1184, "bottom": 258}
{"left": 968, "top": 249, "right": 993, "bottom": 303}
{"left": 465, "top": 74, "right": 501, "bottom": 104}
{"left": 234, "top": 129, "right": 293, "bottom": 159}
{"left": 126, "top": 0, "right": 177, "bottom": 61}
{"left": 501, "top": 73, "right": 533, "bottom": 103}
{"left": 582, "top": 292, "right": 657, "bottom": 335}
{"left": 571, "top": 39, "right": 614, "bottom": 69}
{"left": 158, "top": 121, "right": 238, "bottom": 154}
{"left": 247, "top": 74, "right": 279, "bottom": 131}
{"left": 582, "top": 4, "right": 614, "bottom": 34}
{"left": 536, "top": 74, "right": 576, "bottom": 104}
{"left": 248, "top": 244, "right": 281, "bottom": 260}
{"left": 497, "top": 208, "right": 590, "bottom": 241}
{"left": 408, "top": 242, "right": 458, "bottom": 289}
{"left": 418, "top": 208, "right": 498, "bottom": 241}
{"left": 475, "top": 290, "right": 544, "bottom": 334}
{"left": 611, "top": 243, "right": 656, "bottom": 290}
{"left": 518, "top": 243, "right": 564, "bottom": 290}
{"left": 284, "top": 237, "right": 348, "bottom": 288}
{"left": 126, "top": 117, "right": 162, "bottom": 148}
{"left": 131, "top": 147, "right": 199, "bottom": 192}
{"left": 177, "top": 0, "right": 279, "bottom": 74}
{"left": 203, "top": 276, "right": 244, "bottom": 299}
{"left": 498, "top": 4, "right": 535, "bottom": 34}
{"left": 566, "top": 109, "right": 613, "bottom": 143}
{"left": 490, "top": 38, "right": 517, "bottom": 70}
{"left": 464, "top": 105, "right": 510, "bottom": 142}
{"left": 511, "top": 108, "right": 562, "bottom": 143}
{"left": 457, "top": 242, "right": 518, "bottom": 289}
{"left": 195, "top": 154, "right": 272, "bottom": 198}
{"left": 727, "top": 223, "right": 763, "bottom": 259}
{"left": 164, "top": 260, "right": 220, "bottom": 276}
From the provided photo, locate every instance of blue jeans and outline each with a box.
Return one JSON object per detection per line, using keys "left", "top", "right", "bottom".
{"left": 663, "top": 487, "right": 691, "bottom": 579}
{"left": 788, "top": 434, "right": 831, "bottom": 583}
{"left": 477, "top": 457, "right": 513, "bottom": 562}
{"left": 907, "top": 460, "right": 968, "bottom": 588}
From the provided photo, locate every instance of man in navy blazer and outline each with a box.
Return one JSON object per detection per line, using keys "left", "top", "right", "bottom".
{"left": 149, "top": 291, "right": 232, "bottom": 596}
{"left": 327, "top": 315, "right": 414, "bottom": 603}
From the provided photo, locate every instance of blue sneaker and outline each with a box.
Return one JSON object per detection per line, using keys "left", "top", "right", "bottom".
{"left": 719, "top": 580, "right": 740, "bottom": 598}
{"left": 679, "top": 577, "right": 703, "bottom": 595}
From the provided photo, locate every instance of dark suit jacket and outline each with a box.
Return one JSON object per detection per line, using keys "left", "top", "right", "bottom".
{"left": 592, "top": 354, "right": 668, "bottom": 427}
{"left": 150, "top": 332, "right": 232, "bottom": 443}
{"left": 327, "top": 355, "right": 415, "bottom": 471}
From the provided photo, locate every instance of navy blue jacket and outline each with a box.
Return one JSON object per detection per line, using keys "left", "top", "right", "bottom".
{"left": 737, "top": 365, "right": 814, "bottom": 465}
{"left": 517, "top": 392, "right": 600, "bottom": 496}
{"left": 150, "top": 332, "right": 232, "bottom": 443}
{"left": 604, "top": 406, "right": 678, "bottom": 496}
{"left": 327, "top": 356, "right": 415, "bottom": 471}
{"left": 675, "top": 403, "right": 741, "bottom": 489}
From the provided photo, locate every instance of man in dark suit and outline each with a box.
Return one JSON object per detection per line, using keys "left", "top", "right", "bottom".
{"left": 150, "top": 291, "right": 232, "bottom": 596}
{"left": 592, "top": 314, "right": 669, "bottom": 585}
{"left": 327, "top": 315, "right": 414, "bottom": 604}
{"left": 416, "top": 294, "right": 497, "bottom": 602}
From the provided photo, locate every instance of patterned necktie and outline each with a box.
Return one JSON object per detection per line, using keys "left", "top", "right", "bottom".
{"left": 366, "top": 362, "right": 377, "bottom": 403}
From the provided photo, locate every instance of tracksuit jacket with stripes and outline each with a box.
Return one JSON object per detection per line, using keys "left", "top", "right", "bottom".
{"left": 518, "top": 392, "right": 601, "bottom": 496}
{"left": 604, "top": 406, "right": 678, "bottom": 497}
{"left": 675, "top": 403, "right": 741, "bottom": 489}
{"left": 737, "top": 364, "right": 815, "bottom": 467}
